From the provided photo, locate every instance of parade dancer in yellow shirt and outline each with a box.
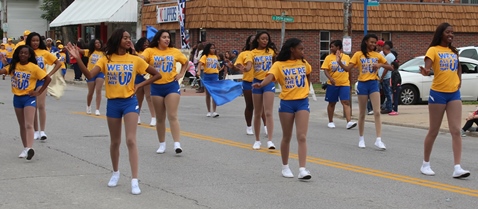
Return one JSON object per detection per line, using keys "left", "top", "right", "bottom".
{"left": 66, "top": 28, "right": 161, "bottom": 195}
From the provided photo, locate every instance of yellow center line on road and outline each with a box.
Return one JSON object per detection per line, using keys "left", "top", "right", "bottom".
{"left": 75, "top": 112, "right": 478, "bottom": 198}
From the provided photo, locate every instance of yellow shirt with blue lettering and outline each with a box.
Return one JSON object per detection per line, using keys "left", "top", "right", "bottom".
{"left": 58, "top": 52, "right": 67, "bottom": 69}
{"left": 87, "top": 50, "right": 104, "bottom": 71}
{"left": 321, "top": 54, "right": 351, "bottom": 86}
{"left": 34, "top": 49, "right": 58, "bottom": 71}
{"left": 95, "top": 54, "right": 149, "bottom": 99}
{"left": 5, "top": 43, "right": 15, "bottom": 58}
{"left": 268, "top": 59, "right": 312, "bottom": 100}
{"left": 349, "top": 51, "right": 387, "bottom": 82}
{"left": 235, "top": 51, "right": 253, "bottom": 82}
{"left": 248, "top": 48, "right": 275, "bottom": 80}
{"left": 6, "top": 62, "right": 47, "bottom": 96}
{"left": 199, "top": 54, "right": 219, "bottom": 74}
{"left": 426, "top": 46, "right": 460, "bottom": 93}
{"left": 142, "top": 47, "right": 188, "bottom": 84}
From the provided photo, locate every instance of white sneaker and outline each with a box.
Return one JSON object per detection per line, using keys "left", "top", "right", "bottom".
{"left": 26, "top": 148, "right": 35, "bottom": 160}
{"left": 131, "top": 179, "right": 141, "bottom": 195}
{"left": 374, "top": 140, "right": 386, "bottom": 150}
{"left": 212, "top": 112, "right": 219, "bottom": 118}
{"left": 86, "top": 106, "right": 92, "bottom": 114}
{"left": 149, "top": 117, "right": 156, "bottom": 127}
{"left": 453, "top": 165, "right": 471, "bottom": 179}
{"left": 34, "top": 131, "right": 40, "bottom": 140}
{"left": 252, "top": 141, "right": 261, "bottom": 150}
{"left": 367, "top": 111, "right": 374, "bottom": 115}
{"left": 358, "top": 139, "right": 366, "bottom": 148}
{"left": 298, "top": 168, "right": 312, "bottom": 180}
{"left": 420, "top": 165, "right": 435, "bottom": 176}
{"left": 174, "top": 142, "right": 182, "bottom": 154}
{"left": 137, "top": 116, "right": 141, "bottom": 124}
{"left": 282, "top": 166, "right": 294, "bottom": 178}
{"left": 267, "top": 141, "right": 276, "bottom": 149}
{"left": 346, "top": 121, "right": 357, "bottom": 129}
{"left": 18, "top": 148, "right": 28, "bottom": 158}
{"left": 264, "top": 126, "right": 268, "bottom": 136}
{"left": 40, "top": 131, "right": 47, "bottom": 141}
{"left": 206, "top": 112, "right": 212, "bottom": 117}
{"left": 156, "top": 142, "right": 166, "bottom": 154}
{"left": 95, "top": 110, "right": 100, "bottom": 116}
{"left": 108, "top": 171, "right": 120, "bottom": 187}
{"left": 246, "top": 127, "right": 254, "bottom": 135}
{"left": 327, "top": 122, "right": 335, "bottom": 129}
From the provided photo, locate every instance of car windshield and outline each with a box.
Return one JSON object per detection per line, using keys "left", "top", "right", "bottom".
{"left": 399, "top": 57, "right": 424, "bottom": 73}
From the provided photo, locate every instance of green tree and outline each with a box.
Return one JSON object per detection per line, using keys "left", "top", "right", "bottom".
{"left": 40, "top": 0, "right": 61, "bottom": 22}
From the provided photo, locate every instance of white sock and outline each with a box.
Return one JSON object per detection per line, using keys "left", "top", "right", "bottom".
{"left": 159, "top": 142, "right": 166, "bottom": 146}
{"left": 376, "top": 137, "right": 382, "bottom": 142}
{"left": 299, "top": 167, "right": 306, "bottom": 172}
{"left": 113, "top": 171, "right": 120, "bottom": 176}
{"left": 282, "top": 164, "right": 289, "bottom": 169}
{"left": 359, "top": 136, "right": 364, "bottom": 141}
{"left": 174, "top": 142, "right": 180, "bottom": 147}
{"left": 454, "top": 164, "right": 461, "bottom": 170}
{"left": 422, "top": 161, "right": 430, "bottom": 167}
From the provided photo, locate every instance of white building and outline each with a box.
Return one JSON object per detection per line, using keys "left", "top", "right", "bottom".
{"left": 1, "top": 0, "right": 48, "bottom": 41}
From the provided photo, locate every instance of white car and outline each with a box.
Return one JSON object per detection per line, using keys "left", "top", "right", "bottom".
{"left": 458, "top": 46, "right": 478, "bottom": 60}
{"left": 399, "top": 56, "right": 478, "bottom": 105}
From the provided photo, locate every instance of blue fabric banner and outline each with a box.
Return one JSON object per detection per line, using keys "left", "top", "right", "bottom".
{"left": 146, "top": 25, "right": 158, "bottom": 42}
{"left": 202, "top": 80, "right": 243, "bottom": 106}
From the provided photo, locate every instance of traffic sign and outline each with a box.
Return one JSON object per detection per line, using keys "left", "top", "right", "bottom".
{"left": 368, "top": 0, "right": 379, "bottom": 6}
{"left": 272, "top": 15, "right": 294, "bottom": 23}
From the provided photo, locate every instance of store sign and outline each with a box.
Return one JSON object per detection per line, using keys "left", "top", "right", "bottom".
{"left": 156, "top": 6, "right": 179, "bottom": 23}
{"left": 343, "top": 36, "right": 352, "bottom": 54}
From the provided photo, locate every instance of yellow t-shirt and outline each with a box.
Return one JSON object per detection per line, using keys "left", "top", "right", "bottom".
{"left": 142, "top": 47, "right": 188, "bottom": 84}
{"left": 58, "top": 52, "right": 67, "bottom": 69}
{"left": 321, "top": 54, "right": 351, "bottom": 86}
{"left": 34, "top": 49, "right": 58, "bottom": 71}
{"left": 6, "top": 62, "right": 47, "bottom": 96}
{"left": 83, "top": 49, "right": 91, "bottom": 57}
{"left": 5, "top": 43, "right": 15, "bottom": 58}
{"left": 199, "top": 54, "right": 219, "bottom": 74}
{"left": 0, "top": 49, "right": 7, "bottom": 57}
{"left": 235, "top": 51, "right": 253, "bottom": 82}
{"left": 349, "top": 51, "right": 387, "bottom": 82}
{"left": 88, "top": 50, "right": 104, "bottom": 71}
{"left": 268, "top": 59, "right": 312, "bottom": 100}
{"left": 15, "top": 41, "right": 25, "bottom": 50}
{"left": 426, "top": 46, "right": 460, "bottom": 93}
{"left": 249, "top": 48, "right": 275, "bottom": 80}
{"left": 95, "top": 54, "right": 149, "bottom": 99}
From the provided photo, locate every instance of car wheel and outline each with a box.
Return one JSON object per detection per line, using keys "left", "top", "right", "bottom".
{"left": 400, "top": 85, "right": 418, "bottom": 105}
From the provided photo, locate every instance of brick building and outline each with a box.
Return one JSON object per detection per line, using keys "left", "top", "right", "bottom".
{"left": 142, "top": 0, "right": 478, "bottom": 83}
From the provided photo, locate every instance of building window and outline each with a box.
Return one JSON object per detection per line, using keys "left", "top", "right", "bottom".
{"left": 169, "top": 30, "right": 176, "bottom": 48}
{"left": 199, "top": 29, "right": 206, "bottom": 42}
{"left": 381, "top": 32, "right": 391, "bottom": 41}
{"left": 461, "top": 0, "right": 478, "bottom": 4}
{"left": 319, "top": 31, "right": 330, "bottom": 67}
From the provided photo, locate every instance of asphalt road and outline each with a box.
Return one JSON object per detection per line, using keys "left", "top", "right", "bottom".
{"left": 0, "top": 80, "right": 477, "bottom": 209}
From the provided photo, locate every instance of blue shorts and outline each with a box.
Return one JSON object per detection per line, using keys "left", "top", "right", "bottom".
{"left": 61, "top": 68, "right": 67, "bottom": 76}
{"left": 203, "top": 73, "right": 218, "bottom": 81}
{"left": 7, "top": 58, "right": 12, "bottom": 64}
{"left": 428, "top": 89, "right": 461, "bottom": 104}
{"left": 87, "top": 72, "right": 105, "bottom": 82}
{"left": 279, "top": 98, "right": 310, "bottom": 113}
{"left": 135, "top": 74, "right": 146, "bottom": 84}
{"left": 151, "top": 81, "right": 181, "bottom": 97}
{"left": 36, "top": 80, "right": 45, "bottom": 89}
{"left": 242, "top": 81, "right": 252, "bottom": 91}
{"left": 325, "top": 85, "right": 350, "bottom": 102}
{"left": 13, "top": 95, "right": 36, "bottom": 108}
{"left": 356, "top": 80, "right": 379, "bottom": 95}
{"left": 252, "top": 78, "right": 275, "bottom": 94}
{"left": 106, "top": 96, "right": 139, "bottom": 118}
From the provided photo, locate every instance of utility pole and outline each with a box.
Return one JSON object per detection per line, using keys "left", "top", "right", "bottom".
{"left": 136, "top": 0, "right": 143, "bottom": 41}
{"left": 2, "top": 0, "right": 7, "bottom": 40}
{"left": 344, "top": 0, "right": 353, "bottom": 116}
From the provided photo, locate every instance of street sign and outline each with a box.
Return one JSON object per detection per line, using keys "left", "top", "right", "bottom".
{"left": 272, "top": 15, "right": 294, "bottom": 23}
{"left": 368, "top": 0, "right": 379, "bottom": 6}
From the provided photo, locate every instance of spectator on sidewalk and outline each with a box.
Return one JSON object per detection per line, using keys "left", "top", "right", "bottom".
{"left": 389, "top": 61, "right": 401, "bottom": 115}
{"left": 461, "top": 107, "right": 478, "bottom": 137}
{"left": 379, "top": 42, "right": 396, "bottom": 114}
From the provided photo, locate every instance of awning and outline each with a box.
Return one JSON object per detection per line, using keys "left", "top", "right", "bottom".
{"left": 50, "top": 0, "right": 137, "bottom": 27}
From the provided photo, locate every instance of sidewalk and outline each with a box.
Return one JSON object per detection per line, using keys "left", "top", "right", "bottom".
{"left": 334, "top": 103, "right": 478, "bottom": 137}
